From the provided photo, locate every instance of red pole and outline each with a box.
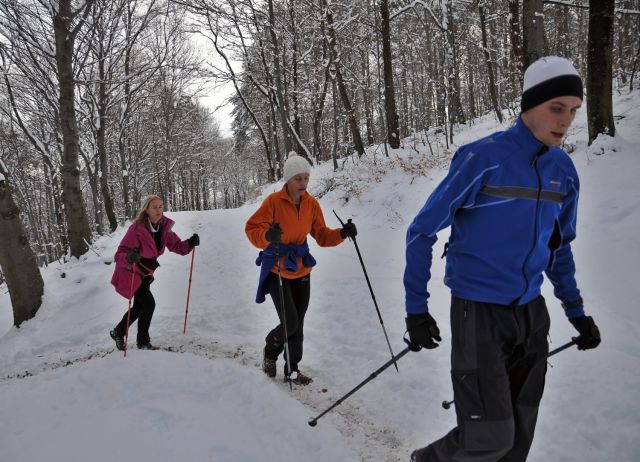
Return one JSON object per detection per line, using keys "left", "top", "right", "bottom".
{"left": 123, "top": 263, "right": 136, "bottom": 357}
{"left": 183, "top": 247, "right": 196, "bottom": 334}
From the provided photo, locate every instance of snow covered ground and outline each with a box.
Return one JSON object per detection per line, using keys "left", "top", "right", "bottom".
{"left": 1, "top": 89, "right": 639, "bottom": 461}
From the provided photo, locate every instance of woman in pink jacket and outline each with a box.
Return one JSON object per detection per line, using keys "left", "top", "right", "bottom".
{"left": 110, "top": 195, "right": 199, "bottom": 350}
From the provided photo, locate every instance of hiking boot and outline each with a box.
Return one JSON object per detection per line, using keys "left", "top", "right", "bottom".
{"left": 137, "top": 342, "right": 159, "bottom": 350}
{"left": 410, "top": 446, "right": 429, "bottom": 462}
{"left": 287, "top": 370, "right": 313, "bottom": 386}
{"left": 110, "top": 330, "right": 125, "bottom": 351}
{"left": 262, "top": 348, "right": 277, "bottom": 377}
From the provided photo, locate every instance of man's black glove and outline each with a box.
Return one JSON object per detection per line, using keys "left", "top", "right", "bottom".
{"left": 188, "top": 233, "right": 200, "bottom": 247}
{"left": 340, "top": 220, "right": 358, "bottom": 239}
{"left": 266, "top": 222, "right": 283, "bottom": 244}
{"left": 126, "top": 248, "right": 141, "bottom": 264}
{"left": 569, "top": 315, "right": 601, "bottom": 350}
{"left": 405, "top": 312, "right": 442, "bottom": 351}
{"left": 138, "top": 257, "right": 159, "bottom": 275}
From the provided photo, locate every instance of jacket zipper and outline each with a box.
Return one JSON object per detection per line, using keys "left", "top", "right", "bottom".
{"left": 512, "top": 146, "right": 548, "bottom": 305}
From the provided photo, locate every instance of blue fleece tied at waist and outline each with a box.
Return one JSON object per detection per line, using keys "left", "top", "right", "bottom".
{"left": 255, "top": 242, "right": 316, "bottom": 303}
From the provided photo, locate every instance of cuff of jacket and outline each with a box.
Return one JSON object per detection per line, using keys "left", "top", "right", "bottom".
{"left": 562, "top": 297, "right": 585, "bottom": 319}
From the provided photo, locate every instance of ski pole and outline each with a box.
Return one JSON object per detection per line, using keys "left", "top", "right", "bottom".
{"left": 123, "top": 263, "right": 136, "bottom": 358}
{"left": 333, "top": 210, "right": 398, "bottom": 373}
{"left": 183, "top": 246, "right": 196, "bottom": 334}
{"left": 275, "top": 237, "right": 293, "bottom": 391}
{"left": 441, "top": 338, "right": 578, "bottom": 409}
{"left": 308, "top": 342, "right": 413, "bottom": 427}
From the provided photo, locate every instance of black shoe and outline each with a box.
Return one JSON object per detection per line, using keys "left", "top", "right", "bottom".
{"left": 262, "top": 348, "right": 277, "bottom": 378}
{"left": 110, "top": 330, "right": 125, "bottom": 351}
{"left": 137, "top": 342, "right": 159, "bottom": 350}
{"left": 287, "top": 370, "right": 313, "bottom": 386}
{"left": 410, "top": 446, "right": 429, "bottom": 462}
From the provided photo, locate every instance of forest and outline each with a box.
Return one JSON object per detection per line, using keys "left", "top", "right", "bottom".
{"left": 0, "top": 0, "right": 637, "bottom": 324}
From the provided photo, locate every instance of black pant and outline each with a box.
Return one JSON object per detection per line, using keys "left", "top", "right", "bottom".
{"left": 264, "top": 272, "right": 311, "bottom": 375}
{"left": 114, "top": 277, "right": 156, "bottom": 345}
{"left": 419, "top": 296, "right": 550, "bottom": 462}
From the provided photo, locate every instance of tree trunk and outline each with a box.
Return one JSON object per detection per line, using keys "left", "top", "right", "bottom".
{"left": 323, "top": 0, "right": 365, "bottom": 156}
{"left": 268, "top": 0, "right": 293, "bottom": 155}
{"left": 380, "top": 0, "right": 400, "bottom": 148}
{"left": 478, "top": 0, "right": 503, "bottom": 122}
{"left": 0, "top": 171, "right": 44, "bottom": 327}
{"left": 522, "top": 0, "right": 545, "bottom": 69}
{"left": 361, "top": 50, "right": 375, "bottom": 146}
{"left": 444, "top": 1, "right": 464, "bottom": 126}
{"left": 587, "top": 0, "right": 616, "bottom": 144}
{"left": 508, "top": 0, "right": 524, "bottom": 85}
{"left": 331, "top": 80, "right": 339, "bottom": 170}
{"left": 54, "top": 0, "right": 91, "bottom": 257}
{"left": 289, "top": 2, "right": 302, "bottom": 143}
{"left": 97, "top": 55, "right": 118, "bottom": 232}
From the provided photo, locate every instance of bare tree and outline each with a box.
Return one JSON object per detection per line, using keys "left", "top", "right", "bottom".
{"left": 0, "top": 158, "right": 44, "bottom": 326}
{"left": 477, "top": 0, "right": 502, "bottom": 122}
{"left": 54, "top": 0, "right": 94, "bottom": 257}
{"left": 321, "top": 0, "right": 365, "bottom": 156}
{"left": 587, "top": 0, "right": 616, "bottom": 144}
{"left": 0, "top": 0, "right": 94, "bottom": 258}
{"left": 380, "top": 0, "right": 400, "bottom": 148}
{"left": 522, "top": 0, "right": 545, "bottom": 68}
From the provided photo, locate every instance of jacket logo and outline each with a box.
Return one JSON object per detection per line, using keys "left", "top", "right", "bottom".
{"left": 549, "top": 180, "right": 561, "bottom": 189}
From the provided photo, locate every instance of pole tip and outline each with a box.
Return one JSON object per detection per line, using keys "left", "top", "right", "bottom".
{"left": 308, "top": 419, "right": 317, "bottom": 427}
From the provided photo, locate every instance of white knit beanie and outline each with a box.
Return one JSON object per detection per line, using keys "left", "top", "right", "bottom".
{"left": 521, "top": 56, "right": 583, "bottom": 112}
{"left": 282, "top": 153, "right": 311, "bottom": 181}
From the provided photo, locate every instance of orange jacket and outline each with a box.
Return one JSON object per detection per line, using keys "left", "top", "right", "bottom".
{"left": 246, "top": 185, "right": 344, "bottom": 278}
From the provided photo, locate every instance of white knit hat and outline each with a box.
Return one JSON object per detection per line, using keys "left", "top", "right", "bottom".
{"left": 283, "top": 153, "right": 311, "bottom": 181}
{"left": 521, "top": 56, "right": 583, "bottom": 112}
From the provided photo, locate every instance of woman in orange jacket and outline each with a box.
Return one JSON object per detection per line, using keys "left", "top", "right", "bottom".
{"left": 245, "top": 154, "right": 357, "bottom": 385}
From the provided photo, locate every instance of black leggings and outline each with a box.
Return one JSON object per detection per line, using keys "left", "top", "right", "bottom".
{"left": 263, "top": 272, "right": 311, "bottom": 375}
{"left": 114, "top": 277, "right": 156, "bottom": 345}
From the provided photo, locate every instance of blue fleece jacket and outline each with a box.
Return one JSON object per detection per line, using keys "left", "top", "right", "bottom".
{"left": 404, "top": 117, "right": 584, "bottom": 319}
{"left": 255, "top": 242, "right": 316, "bottom": 303}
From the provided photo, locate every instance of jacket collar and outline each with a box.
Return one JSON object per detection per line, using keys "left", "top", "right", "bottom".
{"left": 139, "top": 215, "right": 174, "bottom": 234}
{"left": 277, "top": 184, "right": 308, "bottom": 205}
{"left": 511, "top": 116, "right": 546, "bottom": 155}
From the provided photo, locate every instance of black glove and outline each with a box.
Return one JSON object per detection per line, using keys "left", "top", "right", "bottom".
{"left": 188, "top": 233, "right": 200, "bottom": 247}
{"left": 340, "top": 220, "right": 358, "bottom": 239}
{"left": 569, "top": 315, "right": 601, "bottom": 350}
{"left": 266, "top": 222, "right": 283, "bottom": 244}
{"left": 138, "top": 257, "right": 159, "bottom": 275}
{"left": 126, "top": 248, "right": 141, "bottom": 264}
{"left": 405, "top": 312, "right": 442, "bottom": 351}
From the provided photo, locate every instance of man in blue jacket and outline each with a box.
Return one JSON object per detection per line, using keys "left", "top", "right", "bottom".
{"left": 405, "top": 56, "right": 601, "bottom": 462}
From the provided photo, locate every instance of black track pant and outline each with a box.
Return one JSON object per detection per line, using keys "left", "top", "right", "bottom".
{"left": 417, "top": 295, "right": 550, "bottom": 462}
{"left": 114, "top": 277, "right": 156, "bottom": 345}
{"left": 263, "top": 272, "right": 311, "bottom": 375}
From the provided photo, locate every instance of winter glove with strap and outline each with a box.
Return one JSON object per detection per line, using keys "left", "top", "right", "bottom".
{"left": 188, "top": 233, "right": 200, "bottom": 247}
{"left": 405, "top": 312, "right": 442, "bottom": 351}
{"left": 569, "top": 315, "right": 601, "bottom": 350}
{"left": 266, "top": 222, "right": 283, "bottom": 244}
{"left": 340, "top": 220, "right": 358, "bottom": 239}
{"left": 126, "top": 248, "right": 141, "bottom": 264}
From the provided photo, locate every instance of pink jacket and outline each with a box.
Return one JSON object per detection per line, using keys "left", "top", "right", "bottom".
{"left": 111, "top": 216, "right": 192, "bottom": 298}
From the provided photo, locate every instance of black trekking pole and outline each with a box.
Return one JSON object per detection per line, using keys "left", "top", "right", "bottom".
{"left": 441, "top": 339, "right": 578, "bottom": 410}
{"left": 333, "top": 210, "right": 399, "bottom": 373}
{"left": 275, "top": 236, "right": 293, "bottom": 391}
{"left": 308, "top": 341, "right": 414, "bottom": 427}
